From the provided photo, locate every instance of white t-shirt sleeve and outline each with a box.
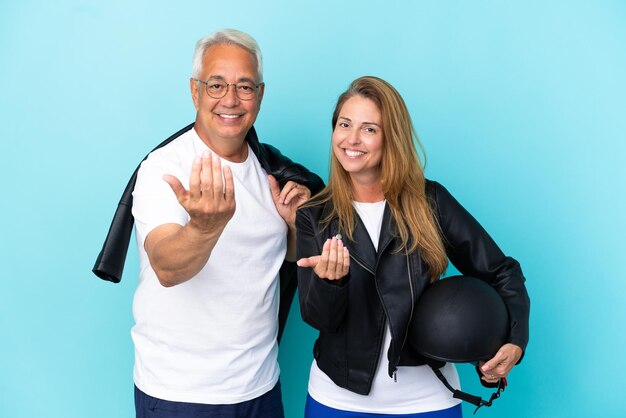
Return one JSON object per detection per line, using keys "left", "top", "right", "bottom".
{"left": 132, "top": 152, "right": 190, "bottom": 248}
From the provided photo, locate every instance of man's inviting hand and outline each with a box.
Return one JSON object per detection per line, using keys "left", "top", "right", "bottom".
{"left": 163, "top": 150, "right": 236, "bottom": 234}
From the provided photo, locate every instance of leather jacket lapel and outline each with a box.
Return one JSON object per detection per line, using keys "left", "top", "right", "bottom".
{"left": 324, "top": 202, "right": 377, "bottom": 274}
{"left": 344, "top": 214, "right": 377, "bottom": 274}
{"left": 377, "top": 203, "right": 397, "bottom": 261}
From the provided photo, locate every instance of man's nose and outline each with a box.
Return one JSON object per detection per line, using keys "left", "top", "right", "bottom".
{"left": 221, "top": 84, "right": 240, "bottom": 105}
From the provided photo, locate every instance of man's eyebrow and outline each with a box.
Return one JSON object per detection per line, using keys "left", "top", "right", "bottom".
{"left": 237, "top": 76, "right": 257, "bottom": 84}
{"left": 206, "top": 75, "right": 258, "bottom": 84}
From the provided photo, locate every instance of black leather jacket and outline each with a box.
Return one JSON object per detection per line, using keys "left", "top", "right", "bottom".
{"left": 93, "top": 123, "right": 324, "bottom": 341}
{"left": 296, "top": 180, "right": 530, "bottom": 395}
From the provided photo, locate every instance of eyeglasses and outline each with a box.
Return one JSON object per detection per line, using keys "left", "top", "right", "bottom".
{"left": 192, "top": 78, "right": 263, "bottom": 100}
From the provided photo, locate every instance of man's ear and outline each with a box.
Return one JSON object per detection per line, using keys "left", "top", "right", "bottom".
{"left": 190, "top": 78, "right": 200, "bottom": 110}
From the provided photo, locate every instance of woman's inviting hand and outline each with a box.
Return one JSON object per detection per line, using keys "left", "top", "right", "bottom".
{"left": 297, "top": 237, "right": 350, "bottom": 280}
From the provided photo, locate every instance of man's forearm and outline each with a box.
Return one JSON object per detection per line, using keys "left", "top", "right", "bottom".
{"left": 146, "top": 223, "right": 224, "bottom": 287}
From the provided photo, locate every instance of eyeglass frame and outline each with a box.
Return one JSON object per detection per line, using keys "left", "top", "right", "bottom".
{"left": 191, "top": 77, "right": 264, "bottom": 101}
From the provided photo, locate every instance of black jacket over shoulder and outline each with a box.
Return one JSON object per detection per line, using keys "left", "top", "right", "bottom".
{"left": 93, "top": 123, "right": 324, "bottom": 341}
{"left": 296, "top": 180, "right": 530, "bottom": 395}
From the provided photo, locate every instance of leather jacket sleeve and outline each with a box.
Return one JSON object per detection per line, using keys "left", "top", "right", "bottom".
{"left": 296, "top": 206, "right": 350, "bottom": 334}
{"left": 92, "top": 123, "right": 195, "bottom": 283}
{"left": 255, "top": 143, "right": 324, "bottom": 343}
{"left": 428, "top": 180, "right": 530, "bottom": 352}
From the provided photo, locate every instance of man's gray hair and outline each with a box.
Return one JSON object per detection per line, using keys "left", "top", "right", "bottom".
{"left": 191, "top": 29, "right": 263, "bottom": 82}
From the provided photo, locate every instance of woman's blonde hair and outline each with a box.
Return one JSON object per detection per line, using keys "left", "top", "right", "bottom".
{"left": 313, "top": 76, "right": 447, "bottom": 281}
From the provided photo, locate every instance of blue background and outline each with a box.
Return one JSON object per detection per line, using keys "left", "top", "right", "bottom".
{"left": 1, "top": 1, "right": 624, "bottom": 417}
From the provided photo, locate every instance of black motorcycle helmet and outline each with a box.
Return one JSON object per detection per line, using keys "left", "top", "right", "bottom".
{"left": 410, "top": 275, "right": 509, "bottom": 363}
{"left": 409, "top": 275, "right": 511, "bottom": 413}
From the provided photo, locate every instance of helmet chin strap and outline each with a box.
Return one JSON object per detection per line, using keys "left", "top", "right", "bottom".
{"left": 430, "top": 364, "right": 507, "bottom": 414}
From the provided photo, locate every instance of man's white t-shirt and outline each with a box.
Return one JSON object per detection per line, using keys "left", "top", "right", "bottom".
{"left": 131, "top": 128, "right": 287, "bottom": 404}
{"left": 308, "top": 200, "right": 461, "bottom": 414}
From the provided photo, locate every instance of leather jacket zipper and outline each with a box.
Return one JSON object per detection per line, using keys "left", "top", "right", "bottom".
{"left": 349, "top": 253, "right": 374, "bottom": 275}
{"left": 349, "top": 253, "right": 392, "bottom": 383}
{"left": 351, "top": 252, "right": 401, "bottom": 382}
{"left": 391, "top": 252, "right": 415, "bottom": 381}
{"left": 399, "top": 251, "right": 415, "bottom": 350}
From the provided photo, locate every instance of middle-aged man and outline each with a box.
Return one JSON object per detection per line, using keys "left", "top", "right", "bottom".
{"left": 94, "top": 29, "right": 323, "bottom": 418}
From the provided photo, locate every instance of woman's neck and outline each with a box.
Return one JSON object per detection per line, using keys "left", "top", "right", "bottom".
{"left": 350, "top": 176, "right": 385, "bottom": 203}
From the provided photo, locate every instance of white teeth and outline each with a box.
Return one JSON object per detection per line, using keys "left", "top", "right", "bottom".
{"left": 345, "top": 149, "right": 365, "bottom": 157}
{"left": 220, "top": 114, "right": 240, "bottom": 119}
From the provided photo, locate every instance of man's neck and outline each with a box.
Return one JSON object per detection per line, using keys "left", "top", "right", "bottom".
{"left": 197, "top": 132, "right": 249, "bottom": 163}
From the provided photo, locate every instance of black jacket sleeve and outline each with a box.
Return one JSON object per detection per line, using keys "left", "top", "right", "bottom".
{"left": 296, "top": 207, "right": 350, "bottom": 334}
{"left": 253, "top": 141, "right": 324, "bottom": 342}
{"left": 92, "top": 123, "right": 195, "bottom": 283}
{"left": 429, "top": 181, "right": 530, "bottom": 353}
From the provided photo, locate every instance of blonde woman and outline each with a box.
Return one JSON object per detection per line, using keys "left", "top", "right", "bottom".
{"left": 296, "top": 77, "right": 530, "bottom": 418}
